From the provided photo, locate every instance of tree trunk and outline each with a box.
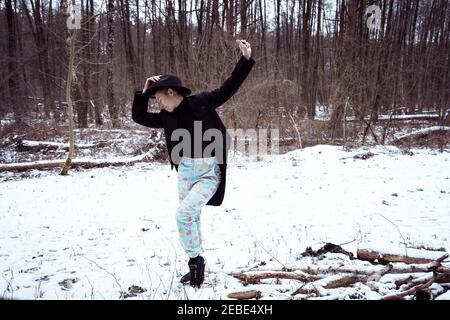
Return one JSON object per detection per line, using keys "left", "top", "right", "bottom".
{"left": 77, "top": 0, "right": 89, "bottom": 128}
{"left": 93, "top": 7, "right": 103, "bottom": 126}
{"left": 106, "top": 0, "right": 120, "bottom": 127}
{"left": 22, "top": 0, "right": 57, "bottom": 119}
{"left": 60, "top": 27, "right": 77, "bottom": 175}
{"left": 5, "top": 0, "right": 21, "bottom": 120}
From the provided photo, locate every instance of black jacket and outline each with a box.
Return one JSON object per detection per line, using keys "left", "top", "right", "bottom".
{"left": 132, "top": 55, "right": 255, "bottom": 206}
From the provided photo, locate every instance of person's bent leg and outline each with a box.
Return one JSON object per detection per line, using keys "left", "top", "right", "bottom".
{"left": 176, "top": 158, "right": 221, "bottom": 286}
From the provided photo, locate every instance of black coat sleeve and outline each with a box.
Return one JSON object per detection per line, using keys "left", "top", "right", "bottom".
{"left": 194, "top": 56, "right": 255, "bottom": 110}
{"left": 131, "top": 90, "right": 163, "bottom": 128}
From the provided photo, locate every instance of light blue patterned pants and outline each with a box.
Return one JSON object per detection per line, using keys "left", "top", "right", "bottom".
{"left": 176, "top": 157, "right": 221, "bottom": 258}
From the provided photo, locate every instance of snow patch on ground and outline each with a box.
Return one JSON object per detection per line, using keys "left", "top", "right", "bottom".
{"left": 1, "top": 144, "right": 449, "bottom": 299}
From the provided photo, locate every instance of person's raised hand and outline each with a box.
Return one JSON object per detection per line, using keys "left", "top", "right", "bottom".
{"left": 143, "top": 75, "right": 162, "bottom": 93}
{"left": 236, "top": 39, "right": 251, "bottom": 60}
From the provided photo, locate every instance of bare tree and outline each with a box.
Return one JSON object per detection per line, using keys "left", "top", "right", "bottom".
{"left": 60, "top": 23, "right": 77, "bottom": 175}
{"left": 21, "top": 0, "right": 56, "bottom": 118}
{"left": 106, "top": 0, "right": 120, "bottom": 127}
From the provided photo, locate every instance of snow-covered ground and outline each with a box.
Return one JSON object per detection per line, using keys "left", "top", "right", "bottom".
{"left": 1, "top": 145, "right": 449, "bottom": 300}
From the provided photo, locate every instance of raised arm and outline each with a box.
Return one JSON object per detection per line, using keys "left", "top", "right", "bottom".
{"left": 131, "top": 90, "right": 163, "bottom": 128}
{"left": 194, "top": 40, "right": 255, "bottom": 110}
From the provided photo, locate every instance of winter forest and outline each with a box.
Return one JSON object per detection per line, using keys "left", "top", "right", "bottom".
{"left": 0, "top": 0, "right": 450, "bottom": 301}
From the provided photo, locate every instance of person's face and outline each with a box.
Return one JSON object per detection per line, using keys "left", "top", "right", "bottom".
{"left": 155, "top": 88, "right": 179, "bottom": 112}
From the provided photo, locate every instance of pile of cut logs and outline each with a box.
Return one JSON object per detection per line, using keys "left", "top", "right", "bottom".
{"left": 227, "top": 244, "right": 450, "bottom": 300}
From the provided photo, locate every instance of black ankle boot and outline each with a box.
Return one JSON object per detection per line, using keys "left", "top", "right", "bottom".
{"left": 188, "top": 256, "right": 205, "bottom": 288}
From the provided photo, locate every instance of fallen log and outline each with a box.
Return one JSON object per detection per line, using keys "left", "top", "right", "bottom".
{"left": 388, "top": 262, "right": 450, "bottom": 274}
{"left": 434, "top": 272, "right": 450, "bottom": 284}
{"left": 16, "top": 139, "right": 113, "bottom": 152}
{"left": 382, "top": 266, "right": 450, "bottom": 289}
{"left": 227, "top": 290, "right": 262, "bottom": 300}
{"left": 233, "top": 271, "right": 319, "bottom": 285}
{"left": 0, "top": 152, "right": 155, "bottom": 172}
{"left": 357, "top": 245, "right": 448, "bottom": 265}
{"left": 392, "top": 126, "right": 450, "bottom": 143}
{"left": 394, "top": 275, "right": 414, "bottom": 289}
{"left": 323, "top": 275, "right": 367, "bottom": 289}
{"left": 293, "top": 274, "right": 367, "bottom": 295}
{"left": 382, "top": 278, "right": 435, "bottom": 300}
{"left": 231, "top": 262, "right": 445, "bottom": 278}
{"left": 228, "top": 263, "right": 425, "bottom": 279}
{"left": 345, "top": 114, "right": 442, "bottom": 122}
{"left": 16, "top": 140, "right": 59, "bottom": 152}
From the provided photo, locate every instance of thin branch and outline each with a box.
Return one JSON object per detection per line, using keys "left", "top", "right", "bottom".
{"left": 378, "top": 213, "right": 408, "bottom": 256}
{"left": 82, "top": 256, "right": 125, "bottom": 298}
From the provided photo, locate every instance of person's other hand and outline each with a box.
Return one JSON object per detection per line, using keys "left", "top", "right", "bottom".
{"left": 143, "top": 75, "right": 162, "bottom": 93}
{"left": 236, "top": 39, "right": 251, "bottom": 60}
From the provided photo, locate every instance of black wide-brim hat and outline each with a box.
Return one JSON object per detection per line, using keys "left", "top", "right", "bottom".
{"left": 145, "top": 74, "right": 192, "bottom": 98}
